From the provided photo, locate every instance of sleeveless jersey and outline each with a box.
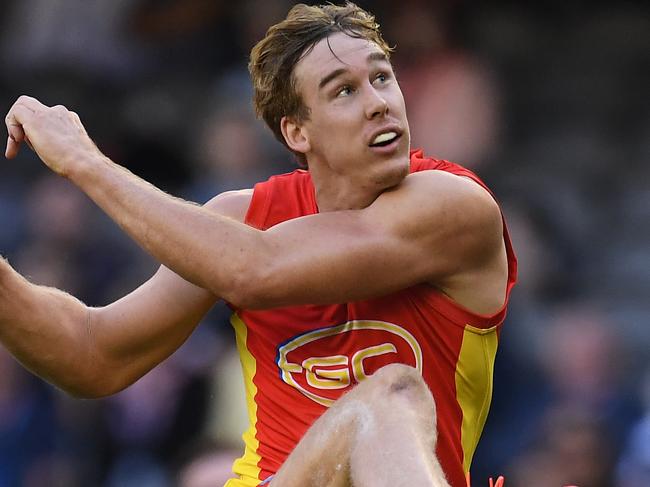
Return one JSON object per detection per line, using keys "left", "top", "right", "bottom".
{"left": 225, "top": 150, "right": 517, "bottom": 487}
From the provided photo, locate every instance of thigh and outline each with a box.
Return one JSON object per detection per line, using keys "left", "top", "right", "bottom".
{"left": 268, "top": 396, "right": 358, "bottom": 487}
{"left": 269, "top": 364, "right": 438, "bottom": 487}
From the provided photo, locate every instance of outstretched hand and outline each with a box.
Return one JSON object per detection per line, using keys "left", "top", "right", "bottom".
{"left": 5, "top": 95, "right": 100, "bottom": 177}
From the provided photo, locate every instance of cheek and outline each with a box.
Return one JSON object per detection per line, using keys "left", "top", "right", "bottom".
{"left": 392, "top": 91, "right": 407, "bottom": 115}
{"left": 310, "top": 117, "right": 357, "bottom": 152}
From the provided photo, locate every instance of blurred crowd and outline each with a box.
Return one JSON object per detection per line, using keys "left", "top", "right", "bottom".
{"left": 0, "top": 1, "right": 648, "bottom": 486}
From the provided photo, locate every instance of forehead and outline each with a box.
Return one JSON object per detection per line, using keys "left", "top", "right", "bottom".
{"left": 293, "top": 32, "right": 388, "bottom": 88}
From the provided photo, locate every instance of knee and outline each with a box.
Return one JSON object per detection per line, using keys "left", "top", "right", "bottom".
{"left": 373, "top": 363, "right": 424, "bottom": 391}
{"left": 355, "top": 364, "right": 439, "bottom": 447}
{"left": 366, "top": 364, "right": 436, "bottom": 419}
{"left": 371, "top": 363, "right": 428, "bottom": 394}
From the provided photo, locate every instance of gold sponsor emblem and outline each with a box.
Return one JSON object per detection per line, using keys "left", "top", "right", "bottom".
{"left": 277, "top": 320, "right": 422, "bottom": 407}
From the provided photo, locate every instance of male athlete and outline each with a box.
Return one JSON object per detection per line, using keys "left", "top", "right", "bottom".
{"left": 1, "top": 3, "right": 515, "bottom": 487}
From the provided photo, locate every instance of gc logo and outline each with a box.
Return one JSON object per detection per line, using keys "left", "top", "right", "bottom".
{"left": 276, "top": 320, "right": 422, "bottom": 407}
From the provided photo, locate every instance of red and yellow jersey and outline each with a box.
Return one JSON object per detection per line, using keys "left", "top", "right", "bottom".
{"left": 225, "top": 150, "right": 517, "bottom": 487}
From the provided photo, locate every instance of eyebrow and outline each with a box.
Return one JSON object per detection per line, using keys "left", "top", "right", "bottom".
{"left": 318, "top": 68, "right": 347, "bottom": 90}
{"left": 318, "top": 51, "right": 390, "bottom": 90}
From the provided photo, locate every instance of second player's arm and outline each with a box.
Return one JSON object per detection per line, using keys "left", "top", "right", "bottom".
{"left": 0, "top": 191, "right": 249, "bottom": 398}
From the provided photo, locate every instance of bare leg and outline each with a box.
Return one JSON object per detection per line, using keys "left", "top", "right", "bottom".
{"left": 269, "top": 364, "right": 450, "bottom": 487}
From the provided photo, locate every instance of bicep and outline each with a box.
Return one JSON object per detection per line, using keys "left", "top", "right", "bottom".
{"left": 87, "top": 266, "right": 218, "bottom": 393}
{"left": 92, "top": 265, "right": 217, "bottom": 350}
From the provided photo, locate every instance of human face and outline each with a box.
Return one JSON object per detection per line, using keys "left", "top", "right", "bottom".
{"left": 291, "top": 33, "right": 410, "bottom": 197}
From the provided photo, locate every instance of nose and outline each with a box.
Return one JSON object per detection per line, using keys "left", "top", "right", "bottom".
{"left": 364, "top": 86, "right": 389, "bottom": 120}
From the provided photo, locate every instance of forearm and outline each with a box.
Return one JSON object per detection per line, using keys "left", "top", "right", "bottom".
{"left": 68, "top": 154, "right": 264, "bottom": 302}
{"left": 0, "top": 259, "right": 94, "bottom": 396}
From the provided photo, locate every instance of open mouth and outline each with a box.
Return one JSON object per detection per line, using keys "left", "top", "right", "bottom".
{"left": 369, "top": 131, "right": 400, "bottom": 148}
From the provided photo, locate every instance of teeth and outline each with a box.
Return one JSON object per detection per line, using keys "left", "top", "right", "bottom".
{"left": 372, "top": 131, "right": 397, "bottom": 145}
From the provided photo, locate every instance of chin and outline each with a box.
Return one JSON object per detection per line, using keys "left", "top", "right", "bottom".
{"left": 373, "top": 156, "right": 410, "bottom": 190}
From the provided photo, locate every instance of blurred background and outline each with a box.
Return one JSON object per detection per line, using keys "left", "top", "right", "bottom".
{"left": 0, "top": 1, "right": 648, "bottom": 486}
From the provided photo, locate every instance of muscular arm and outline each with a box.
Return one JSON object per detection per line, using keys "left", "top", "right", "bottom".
{"left": 5, "top": 96, "right": 506, "bottom": 314}
{"left": 264, "top": 171, "right": 506, "bottom": 310}
{"left": 70, "top": 158, "right": 505, "bottom": 312}
{"left": 0, "top": 190, "right": 250, "bottom": 398}
{"left": 73, "top": 157, "right": 503, "bottom": 309}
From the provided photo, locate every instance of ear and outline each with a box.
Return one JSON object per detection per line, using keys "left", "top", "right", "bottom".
{"left": 281, "top": 116, "right": 311, "bottom": 155}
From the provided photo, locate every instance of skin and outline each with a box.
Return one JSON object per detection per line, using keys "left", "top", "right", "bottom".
{"left": 2, "top": 31, "right": 506, "bottom": 486}
{"left": 282, "top": 35, "right": 412, "bottom": 211}
{"left": 268, "top": 363, "right": 451, "bottom": 487}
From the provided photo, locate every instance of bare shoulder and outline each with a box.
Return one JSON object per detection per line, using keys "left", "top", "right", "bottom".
{"left": 203, "top": 189, "right": 253, "bottom": 223}
{"left": 370, "top": 170, "right": 502, "bottom": 238}
{"left": 405, "top": 169, "right": 496, "bottom": 204}
{"left": 367, "top": 169, "right": 507, "bottom": 313}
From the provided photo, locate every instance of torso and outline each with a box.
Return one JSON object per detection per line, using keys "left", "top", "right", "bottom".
{"left": 220, "top": 151, "right": 517, "bottom": 487}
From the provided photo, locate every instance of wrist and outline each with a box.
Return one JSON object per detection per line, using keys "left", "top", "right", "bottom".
{"left": 65, "top": 149, "right": 111, "bottom": 184}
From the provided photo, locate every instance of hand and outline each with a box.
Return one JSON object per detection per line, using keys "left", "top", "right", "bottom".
{"left": 5, "top": 95, "right": 101, "bottom": 177}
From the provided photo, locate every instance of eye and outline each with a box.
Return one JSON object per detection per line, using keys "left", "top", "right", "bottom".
{"left": 336, "top": 85, "right": 353, "bottom": 97}
{"left": 373, "top": 72, "right": 388, "bottom": 84}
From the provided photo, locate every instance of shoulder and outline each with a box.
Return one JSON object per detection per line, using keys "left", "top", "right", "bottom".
{"left": 372, "top": 170, "right": 501, "bottom": 233}
{"left": 203, "top": 189, "right": 253, "bottom": 223}
{"left": 404, "top": 168, "right": 490, "bottom": 198}
{"left": 367, "top": 170, "right": 503, "bottom": 278}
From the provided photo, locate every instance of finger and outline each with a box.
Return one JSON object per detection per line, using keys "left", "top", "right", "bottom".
{"left": 5, "top": 114, "right": 26, "bottom": 159}
{"left": 14, "top": 95, "right": 48, "bottom": 111}
{"left": 5, "top": 135, "right": 20, "bottom": 159}
{"left": 5, "top": 95, "right": 46, "bottom": 130}
{"left": 4, "top": 96, "right": 48, "bottom": 159}
{"left": 6, "top": 122, "right": 25, "bottom": 143}
{"left": 5, "top": 104, "right": 32, "bottom": 141}
{"left": 5, "top": 101, "right": 35, "bottom": 158}
{"left": 69, "top": 111, "right": 84, "bottom": 130}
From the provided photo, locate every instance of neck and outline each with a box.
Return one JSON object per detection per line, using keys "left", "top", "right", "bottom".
{"left": 309, "top": 163, "right": 378, "bottom": 212}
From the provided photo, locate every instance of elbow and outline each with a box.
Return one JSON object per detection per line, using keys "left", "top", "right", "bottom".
{"left": 54, "top": 355, "right": 133, "bottom": 399}
{"left": 56, "top": 312, "right": 130, "bottom": 399}
{"left": 64, "top": 385, "right": 110, "bottom": 400}
{"left": 206, "top": 234, "right": 282, "bottom": 309}
{"left": 76, "top": 377, "right": 130, "bottom": 399}
{"left": 221, "top": 263, "right": 279, "bottom": 310}
{"left": 60, "top": 372, "right": 129, "bottom": 399}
